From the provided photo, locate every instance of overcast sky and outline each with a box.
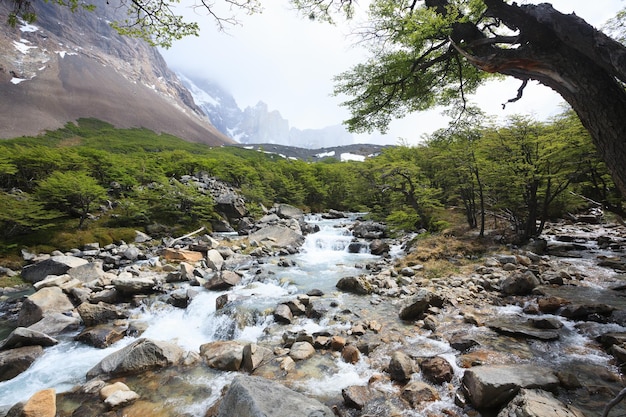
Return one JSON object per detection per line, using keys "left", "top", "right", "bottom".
{"left": 160, "top": 0, "right": 624, "bottom": 145}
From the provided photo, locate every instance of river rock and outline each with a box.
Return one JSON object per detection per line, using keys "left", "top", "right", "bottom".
{"left": 111, "top": 277, "right": 157, "bottom": 295}
{"left": 401, "top": 381, "right": 440, "bottom": 407}
{"left": 216, "top": 375, "right": 334, "bottom": 417}
{"left": 0, "top": 345, "right": 44, "bottom": 382}
{"left": 462, "top": 364, "right": 559, "bottom": 409}
{"left": 200, "top": 340, "right": 246, "bottom": 371}
{"left": 496, "top": 388, "right": 585, "bottom": 417}
{"left": 352, "top": 221, "right": 386, "bottom": 239}
{"left": 86, "top": 338, "right": 183, "bottom": 379}
{"left": 500, "top": 271, "right": 540, "bottom": 295}
{"left": 399, "top": 289, "right": 446, "bottom": 320}
{"left": 342, "top": 385, "right": 378, "bottom": 410}
{"left": 387, "top": 351, "right": 414, "bottom": 383}
{"left": 206, "top": 249, "right": 225, "bottom": 271}
{"left": 77, "top": 302, "right": 127, "bottom": 326}
{"left": 487, "top": 317, "right": 560, "bottom": 341}
{"left": 289, "top": 341, "right": 315, "bottom": 361}
{"left": 342, "top": 345, "right": 360, "bottom": 364}
{"left": 204, "top": 270, "right": 242, "bottom": 291}
{"left": 273, "top": 303, "right": 293, "bottom": 324}
{"left": 242, "top": 343, "right": 273, "bottom": 373}
{"left": 21, "top": 255, "right": 88, "bottom": 283}
{"left": 21, "top": 388, "right": 56, "bottom": 417}
{"left": 369, "top": 239, "right": 390, "bottom": 255}
{"left": 27, "top": 312, "right": 81, "bottom": 336}
{"left": 248, "top": 225, "right": 305, "bottom": 249}
{"left": 275, "top": 203, "right": 304, "bottom": 220}
{"left": 559, "top": 303, "right": 614, "bottom": 320}
{"left": 68, "top": 261, "right": 107, "bottom": 283}
{"left": 100, "top": 382, "right": 140, "bottom": 409}
{"left": 336, "top": 275, "right": 372, "bottom": 295}
{"left": 32, "top": 274, "right": 74, "bottom": 291}
{"left": 75, "top": 324, "right": 126, "bottom": 348}
{"left": 17, "top": 287, "right": 75, "bottom": 327}
{"left": 162, "top": 248, "right": 204, "bottom": 262}
{"left": 419, "top": 356, "right": 454, "bottom": 384}
{"left": 0, "top": 327, "right": 58, "bottom": 350}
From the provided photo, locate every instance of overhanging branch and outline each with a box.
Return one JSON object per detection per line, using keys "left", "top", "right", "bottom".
{"left": 502, "top": 79, "right": 528, "bottom": 109}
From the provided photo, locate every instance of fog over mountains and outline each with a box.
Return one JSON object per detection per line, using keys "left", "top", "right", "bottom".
{"left": 178, "top": 73, "right": 354, "bottom": 149}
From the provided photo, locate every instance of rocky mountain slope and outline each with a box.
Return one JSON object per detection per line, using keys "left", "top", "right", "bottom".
{"left": 179, "top": 73, "right": 354, "bottom": 149}
{"left": 0, "top": 0, "right": 232, "bottom": 145}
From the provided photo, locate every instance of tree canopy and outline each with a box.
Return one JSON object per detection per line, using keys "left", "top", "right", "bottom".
{"left": 5, "top": 0, "right": 626, "bottom": 195}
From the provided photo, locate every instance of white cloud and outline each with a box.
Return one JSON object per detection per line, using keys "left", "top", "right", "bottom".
{"left": 161, "top": 0, "right": 624, "bottom": 146}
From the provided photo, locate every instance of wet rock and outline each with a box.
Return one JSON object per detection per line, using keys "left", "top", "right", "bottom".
{"left": 0, "top": 345, "right": 44, "bottom": 382}
{"left": 559, "top": 303, "right": 614, "bottom": 320}
{"left": 387, "top": 351, "right": 414, "bottom": 383}
{"left": 487, "top": 317, "right": 560, "bottom": 341}
{"left": 448, "top": 333, "right": 479, "bottom": 353}
{"left": 537, "top": 296, "right": 570, "bottom": 313}
{"left": 330, "top": 335, "right": 347, "bottom": 351}
{"left": 87, "top": 338, "right": 183, "bottom": 379}
{"left": 200, "top": 340, "right": 246, "bottom": 371}
{"left": 530, "top": 317, "right": 563, "bottom": 330}
{"left": 399, "top": 289, "right": 446, "bottom": 320}
{"left": 496, "top": 388, "right": 585, "bottom": 417}
{"left": 242, "top": 343, "right": 273, "bottom": 373}
{"left": 289, "top": 341, "right": 315, "bottom": 361}
{"left": 401, "top": 381, "right": 440, "bottom": 407}
{"left": 273, "top": 304, "right": 293, "bottom": 324}
{"left": 348, "top": 241, "right": 369, "bottom": 254}
{"left": 370, "top": 239, "right": 390, "bottom": 255}
{"left": 204, "top": 270, "right": 242, "bottom": 291}
{"left": 341, "top": 345, "right": 360, "bottom": 364}
{"left": 17, "top": 287, "right": 75, "bottom": 327}
{"left": 21, "top": 388, "right": 56, "bottom": 417}
{"left": 21, "top": 255, "right": 88, "bottom": 283}
{"left": 419, "top": 356, "right": 454, "bottom": 384}
{"left": 75, "top": 324, "right": 126, "bottom": 348}
{"left": 77, "top": 302, "right": 127, "bottom": 326}
{"left": 336, "top": 276, "right": 372, "bottom": 295}
{"left": 306, "top": 299, "right": 330, "bottom": 319}
{"left": 167, "top": 289, "right": 192, "bottom": 308}
{"left": 111, "top": 277, "right": 157, "bottom": 295}
{"left": 352, "top": 221, "right": 386, "bottom": 239}
{"left": 500, "top": 271, "right": 540, "bottom": 296}
{"left": 216, "top": 375, "right": 334, "bottom": 417}
{"left": 462, "top": 364, "right": 559, "bottom": 409}
{"left": 100, "top": 382, "right": 140, "bottom": 409}
{"left": 342, "top": 385, "right": 377, "bottom": 410}
{"left": 0, "top": 327, "right": 57, "bottom": 351}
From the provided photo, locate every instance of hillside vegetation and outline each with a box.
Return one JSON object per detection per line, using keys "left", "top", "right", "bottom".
{"left": 0, "top": 113, "right": 623, "bottom": 262}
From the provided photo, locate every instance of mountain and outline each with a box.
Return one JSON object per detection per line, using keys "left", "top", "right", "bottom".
{"left": 0, "top": 1, "right": 232, "bottom": 145}
{"left": 178, "top": 73, "right": 354, "bottom": 149}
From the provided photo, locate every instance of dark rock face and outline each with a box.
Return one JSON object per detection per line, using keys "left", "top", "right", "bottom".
{"left": 399, "top": 290, "right": 446, "bottom": 320}
{"left": 216, "top": 375, "right": 335, "bottom": 417}
{"left": 0, "top": 345, "right": 44, "bottom": 382}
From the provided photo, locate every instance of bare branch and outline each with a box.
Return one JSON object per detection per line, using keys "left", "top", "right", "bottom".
{"left": 502, "top": 79, "right": 528, "bottom": 109}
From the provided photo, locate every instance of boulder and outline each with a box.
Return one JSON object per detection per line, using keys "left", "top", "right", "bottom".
{"left": 22, "top": 388, "right": 56, "bottom": 417}
{"left": 369, "top": 239, "right": 390, "bottom": 255}
{"left": 86, "top": 338, "right": 183, "bottom": 379}
{"left": 0, "top": 345, "right": 44, "bottom": 382}
{"left": 336, "top": 276, "right": 372, "bottom": 295}
{"left": 206, "top": 249, "right": 225, "bottom": 271}
{"left": 275, "top": 204, "right": 304, "bottom": 220}
{"left": 487, "top": 317, "right": 560, "bottom": 341}
{"left": 387, "top": 351, "right": 414, "bottom": 383}
{"left": 399, "top": 289, "right": 446, "bottom": 321}
{"left": 0, "top": 327, "right": 58, "bottom": 350}
{"left": 248, "top": 225, "right": 305, "bottom": 249}
{"left": 162, "top": 248, "right": 204, "bottom": 262}
{"left": 273, "top": 304, "right": 293, "bottom": 324}
{"left": 200, "top": 340, "right": 246, "bottom": 371}
{"left": 204, "top": 270, "right": 242, "bottom": 291}
{"left": 17, "top": 287, "right": 75, "bottom": 327}
{"left": 111, "top": 277, "right": 157, "bottom": 295}
{"left": 77, "top": 302, "right": 127, "bottom": 326}
{"left": 341, "top": 345, "right": 360, "bottom": 364}
{"left": 352, "top": 221, "right": 386, "bottom": 239}
{"left": 21, "top": 256, "right": 88, "bottom": 283}
{"left": 401, "top": 381, "right": 440, "bottom": 407}
{"left": 500, "top": 271, "right": 540, "bottom": 296}
{"left": 242, "top": 343, "right": 274, "bottom": 373}
{"left": 289, "top": 341, "right": 316, "bottom": 361}
{"left": 342, "top": 385, "right": 378, "bottom": 410}
{"left": 462, "top": 364, "right": 559, "bottom": 409}
{"left": 419, "top": 356, "right": 454, "bottom": 384}
{"left": 75, "top": 324, "right": 126, "bottom": 348}
{"left": 216, "top": 375, "right": 334, "bottom": 417}
{"left": 496, "top": 388, "right": 585, "bottom": 417}
{"left": 27, "top": 313, "right": 81, "bottom": 336}
{"left": 100, "top": 382, "right": 140, "bottom": 409}
{"left": 32, "top": 274, "right": 74, "bottom": 290}
{"left": 68, "top": 261, "right": 107, "bottom": 283}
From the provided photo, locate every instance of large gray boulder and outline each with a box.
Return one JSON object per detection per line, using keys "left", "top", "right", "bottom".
{"left": 275, "top": 204, "right": 304, "bottom": 220}
{"left": 199, "top": 340, "right": 246, "bottom": 371}
{"left": 399, "top": 289, "right": 446, "bottom": 321}
{"left": 204, "top": 270, "right": 242, "bottom": 291}
{"left": 496, "top": 389, "right": 585, "bottom": 417}
{"left": 68, "top": 261, "right": 107, "bottom": 283}
{"left": 249, "top": 225, "right": 305, "bottom": 250}
{"left": 17, "top": 287, "right": 75, "bottom": 327}
{"left": 336, "top": 276, "right": 372, "bottom": 295}
{"left": 462, "top": 364, "right": 559, "bottom": 409}
{"left": 0, "top": 345, "right": 44, "bottom": 382}
{"left": 86, "top": 338, "right": 183, "bottom": 379}
{"left": 500, "top": 271, "right": 540, "bottom": 296}
{"left": 216, "top": 375, "right": 335, "bottom": 417}
{"left": 0, "top": 327, "right": 58, "bottom": 350}
{"left": 28, "top": 312, "right": 81, "bottom": 336}
{"left": 76, "top": 302, "right": 127, "bottom": 326}
{"left": 111, "top": 276, "right": 157, "bottom": 295}
{"left": 21, "top": 255, "right": 88, "bottom": 283}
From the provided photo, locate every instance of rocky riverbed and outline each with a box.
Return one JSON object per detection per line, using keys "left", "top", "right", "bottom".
{"left": 1, "top": 206, "right": 626, "bottom": 417}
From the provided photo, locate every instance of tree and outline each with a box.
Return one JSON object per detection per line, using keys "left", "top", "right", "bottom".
{"left": 36, "top": 171, "right": 107, "bottom": 229}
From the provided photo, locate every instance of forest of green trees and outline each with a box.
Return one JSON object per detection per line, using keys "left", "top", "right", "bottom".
{"left": 0, "top": 112, "right": 623, "bottom": 257}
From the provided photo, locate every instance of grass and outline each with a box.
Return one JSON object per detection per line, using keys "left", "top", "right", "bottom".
{"left": 0, "top": 275, "right": 26, "bottom": 288}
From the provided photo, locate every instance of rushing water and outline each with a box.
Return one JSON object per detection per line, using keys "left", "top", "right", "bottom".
{"left": 1, "top": 216, "right": 626, "bottom": 416}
